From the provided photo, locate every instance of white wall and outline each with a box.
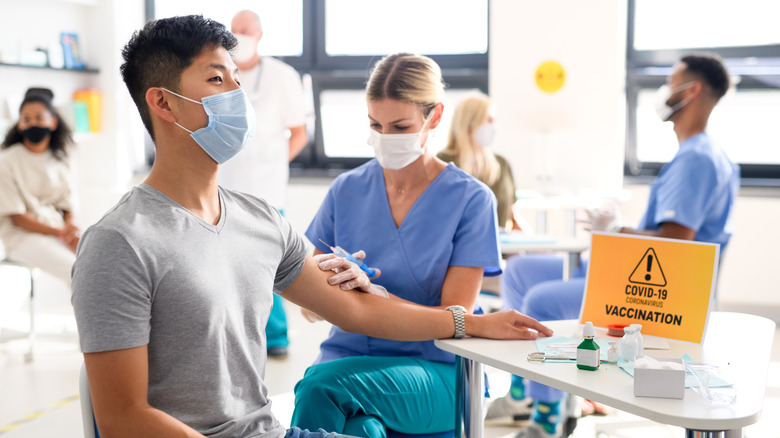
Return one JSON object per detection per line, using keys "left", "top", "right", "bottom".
{"left": 489, "top": 0, "right": 627, "bottom": 195}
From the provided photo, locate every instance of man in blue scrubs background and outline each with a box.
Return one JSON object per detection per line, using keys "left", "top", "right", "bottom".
{"left": 491, "top": 53, "right": 739, "bottom": 438}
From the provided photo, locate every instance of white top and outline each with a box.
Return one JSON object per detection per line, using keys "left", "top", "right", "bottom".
{"left": 0, "top": 145, "right": 74, "bottom": 250}
{"left": 436, "top": 312, "right": 775, "bottom": 431}
{"left": 219, "top": 56, "right": 306, "bottom": 210}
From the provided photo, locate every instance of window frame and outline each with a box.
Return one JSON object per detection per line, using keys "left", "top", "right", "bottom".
{"left": 147, "top": 0, "right": 490, "bottom": 173}
{"left": 625, "top": 0, "right": 780, "bottom": 185}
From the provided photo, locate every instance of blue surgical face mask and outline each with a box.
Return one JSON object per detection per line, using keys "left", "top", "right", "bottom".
{"left": 162, "top": 88, "right": 256, "bottom": 164}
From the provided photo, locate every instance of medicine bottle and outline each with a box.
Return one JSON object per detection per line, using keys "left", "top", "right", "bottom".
{"left": 630, "top": 323, "right": 644, "bottom": 358}
{"left": 607, "top": 341, "right": 619, "bottom": 363}
{"left": 619, "top": 326, "right": 637, "bottom": 363}
{"left": 577, "top": 322, "right": 600, "bottom": 371}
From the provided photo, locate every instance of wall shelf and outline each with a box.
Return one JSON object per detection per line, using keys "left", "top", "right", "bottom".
{"left": 0, "top": 62, "right": 99, "bottom": 74}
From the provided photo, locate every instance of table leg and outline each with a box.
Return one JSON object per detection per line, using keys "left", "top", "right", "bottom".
{"left": 535, "top": 211, "right": 547, "bottom": 235}
{"left": 685, "top": 429, "right": 742, "bottom": 438}
{"left": 466, "top": 359, "right": 484, "bottom": 438}
{"left": 455, "top": 356, "right": 463, "bottom": 438}
{"left": 563, "top": 251, "right": 581, "bottom": 281}
{"left": 455, "top": 355, "right": 485, "bottom": 438}
{"left": 565, "top": 209, "right": 577, "bottom": 238}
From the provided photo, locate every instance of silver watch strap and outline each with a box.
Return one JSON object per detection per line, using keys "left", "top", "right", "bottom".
{"left": 446, "top": 306, "right": 466, "bottom": 339}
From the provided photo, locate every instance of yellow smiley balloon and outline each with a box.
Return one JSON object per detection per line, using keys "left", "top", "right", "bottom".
{"left": 535, "top": 61, "right": 566, "bottom": 93}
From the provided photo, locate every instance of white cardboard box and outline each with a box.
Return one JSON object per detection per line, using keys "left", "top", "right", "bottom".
{"left": 633, "top": 356, "right": 685, "bottom": 399}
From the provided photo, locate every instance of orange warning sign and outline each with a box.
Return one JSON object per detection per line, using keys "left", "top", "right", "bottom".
{"left": 579, "top": 233, "right": 719, "bottom": 344}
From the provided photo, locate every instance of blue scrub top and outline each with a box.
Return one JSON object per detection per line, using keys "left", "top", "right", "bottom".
{"left": 639, "top": 132, "right": 739, "bottom": 249}
{"left": 306, "top": 160, "right": 502, "bottom": 364}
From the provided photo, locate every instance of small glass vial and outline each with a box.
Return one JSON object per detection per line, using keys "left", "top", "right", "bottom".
{"left": 607, "top": 341, "right": 619, "bottom": 363}
{"left": 630, "top": 324, "right": 644, "bottom": 358}
{"left": 619, "top": 326, "right": 637, "bottom": 363}
{"left": 577, "top": 322, "right": 600, "bottom": 371}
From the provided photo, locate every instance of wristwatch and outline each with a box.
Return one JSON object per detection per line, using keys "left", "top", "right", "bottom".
{"left": 445, "top": 305, "right": 467, "bottom": 339}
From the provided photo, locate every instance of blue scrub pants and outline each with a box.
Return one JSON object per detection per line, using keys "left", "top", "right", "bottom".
{"left": 291, "top": 356, "right": 456, "bottom": 438}
{"left": 285, "top": 426, "right": 348, "bottom": 438}
{"left": 267, "top": 293, "right": 289, "bottom": 348}
{"left": 501, "top": 255, "right": 588, "bottom": 403}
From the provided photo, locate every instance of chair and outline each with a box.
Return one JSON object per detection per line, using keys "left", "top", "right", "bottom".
{"left": 80, "top": 362, "right": 101, "bottom": 438}
{"left": 0, "top": 258, "right": 36, "bottom": 362}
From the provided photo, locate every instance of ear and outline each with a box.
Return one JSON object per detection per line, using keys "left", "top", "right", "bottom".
{"left": 688, "top": 81, "right": 704, "bottom": 99}
{"left": 429, "top": 103, "right": 444, "bottom": 130}
{"left": 145, "top": 87, "right": 177, "bottom": 124}
{"left": 50, "top": 115, "right": 59, "bottom": 131}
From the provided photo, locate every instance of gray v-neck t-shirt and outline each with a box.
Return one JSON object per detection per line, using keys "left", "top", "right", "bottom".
{"left": 72, "top": 184, "right": 307, "bottom": 437}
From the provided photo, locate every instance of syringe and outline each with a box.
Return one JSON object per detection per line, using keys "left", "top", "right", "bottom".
{"left": 318, "top": 239, "right": 377, "bottom": 278}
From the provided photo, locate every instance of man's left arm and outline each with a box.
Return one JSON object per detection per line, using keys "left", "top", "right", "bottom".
{"left": 281, "top": 255, "right": 553, "bottom": 341}
{"left": 288, "top": 124, "right": 308, "bottom": 161}
{"left": 617, "top": 222, "right": 696, "bottom": 241}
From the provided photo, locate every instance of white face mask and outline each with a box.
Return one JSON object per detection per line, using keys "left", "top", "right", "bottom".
{"left": 655, "top": 82, "right": 694, "bottom": 122}
{"left": 232, "top": 34, "right": 258, "bottom": 63}
{"left": 367, "top": 111, "right": 434, "bottom": 170}
{"left": 474, "top": 122, "right": 496, "bottom": 148}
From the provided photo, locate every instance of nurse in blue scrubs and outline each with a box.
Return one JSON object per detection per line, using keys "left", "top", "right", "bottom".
{"left": 291, "top": 53, "right": 502, "bottom": 438}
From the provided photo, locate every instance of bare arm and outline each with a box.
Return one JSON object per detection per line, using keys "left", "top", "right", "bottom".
{"left": 10, "top": 213, "right": 60, "bottom": 236}
{"left": 439, "top": 265, "right": 483, "bottom": 312}
{"left": 10, "top": 211, "right": 80, "bottom": 252}
{"left": 84, "top": 347, "right": 205, "bottom": 438}
{"left": 284, "top": 255, "right": 552, "bottom": 340}
{"left": 619, "top": 221, "right": 696, "bottom": 241}
{"left": 288, "top": 124, "right": 308, "bottom": 161}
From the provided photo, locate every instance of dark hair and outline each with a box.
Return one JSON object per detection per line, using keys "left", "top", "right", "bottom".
{"left": 120, "top": 15, "right": 237, "bottom": 141}
{"left": 680, "top": 53, "right": 730, "bottom": 101}
{"left": 2, "top": 88, "right": 73, "bottom": 160}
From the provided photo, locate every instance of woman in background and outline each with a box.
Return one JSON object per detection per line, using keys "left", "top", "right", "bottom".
{"left": 0, "top": 88, "right": 80, "bottom": 286}
{"left": 438, "top": 92, "right": 522, "bottom": 231}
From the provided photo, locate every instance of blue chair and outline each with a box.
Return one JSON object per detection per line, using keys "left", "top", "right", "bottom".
{"left": 79, "top": 362, "right": 100, "bottom": 438}
{"left": 0, "top": 258, "right": 36, "bottom": 362}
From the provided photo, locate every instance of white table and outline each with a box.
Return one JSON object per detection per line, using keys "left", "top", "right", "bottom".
{"left": 499, "top": 234, "right": 590, "bottom": 280}
{"left": 436, "top": 312, "right": 775, "bottom": 438}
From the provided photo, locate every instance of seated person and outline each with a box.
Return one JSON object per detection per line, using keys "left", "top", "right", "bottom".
{"left": 72, "top": 17, "right": 553, "bottom": 438}
{"left": 290, "top": 53, "right": 505, "bottom": 438}
{"left": 495, "top": 53, "right": 739, "bottom": 438}
{"left": 437, "top": 91, "right": 522, "bottom": 231}
{"left": 0, "top": 87, "right": 80, "bottom": 286}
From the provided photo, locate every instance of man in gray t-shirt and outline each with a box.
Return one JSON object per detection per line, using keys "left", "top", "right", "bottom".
{"left": 73, "top": 186, "right": 304, "bottom": 436}
{"left": 72, "top": 15, "right": 551, "bottom": 438}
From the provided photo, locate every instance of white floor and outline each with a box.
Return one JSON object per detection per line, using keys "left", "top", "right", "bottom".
{"left": 1, "top": 276, "right": 779, "bottom": 438}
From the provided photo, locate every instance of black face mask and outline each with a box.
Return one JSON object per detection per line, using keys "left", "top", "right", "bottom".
{"left": 21, "top": 126, "right": 52, "bottom": 144}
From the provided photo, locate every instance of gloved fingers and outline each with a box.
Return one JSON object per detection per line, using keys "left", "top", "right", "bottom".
{"left": 350, "top": 250, "right": 366, "bottom": 262}
{"left": 313, "top": 253, "right": 338, "bottom": 264}
{"left": 326, "top": 262, "right": 370, "bottom": 290}
{"left": 368, "top": 267, "right": 382, "bottom": 280}
{"left": 316, "top": 254, "right": 349, "bottom": 272}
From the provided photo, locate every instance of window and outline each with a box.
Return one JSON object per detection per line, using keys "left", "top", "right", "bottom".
{"left": 150, "top": 0, "right": 489, "bottom": 172}
{"left": 324, "top": 0, "right": 488, "bottom": 56}
{"left": 626, "top": 0, "right": 780, "bottom": 183}
{"left": 152, "top": 0, "right": 303, "bottom": 57}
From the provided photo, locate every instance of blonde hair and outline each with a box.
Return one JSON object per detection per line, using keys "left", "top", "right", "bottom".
{"left": 442, "top": 91, "right": 500, "bottom": 185}
{"left": 366, "top": 53, "right": 445, "bottom": 119}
